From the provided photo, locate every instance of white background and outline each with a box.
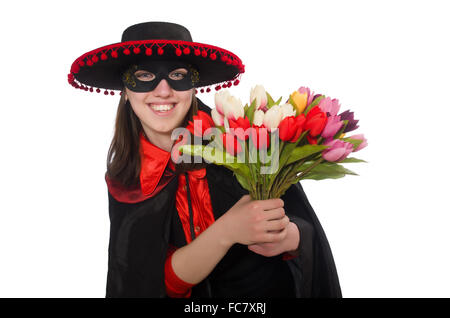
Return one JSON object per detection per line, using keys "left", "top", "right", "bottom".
{"left": 0, "top": 0, "right": 449, "bottom": 297}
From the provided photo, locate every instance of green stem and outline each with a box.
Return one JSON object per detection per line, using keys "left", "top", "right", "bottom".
{"left": 245, "top": 140, "right": 257, "bottom": 199}
{"left": 298, "top": 158, "right": 324, "bottom": 179}
{"left": 266, "top": 140, "right": 284, "bottom": 198}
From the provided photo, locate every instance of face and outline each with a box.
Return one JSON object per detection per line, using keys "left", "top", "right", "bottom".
{"left": 124, "top": 63, "right": 194, "bottom": 137}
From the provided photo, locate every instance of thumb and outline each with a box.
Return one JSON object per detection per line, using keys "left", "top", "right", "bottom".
{"left": 238, "top": 194, "right": 253, "bottom": 204}
{"left": 248, "top": 244, "right": 262, "bottom": 254}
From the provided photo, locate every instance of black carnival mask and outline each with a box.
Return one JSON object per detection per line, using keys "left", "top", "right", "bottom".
{"left": 121, "top": 60, "right": 200, "bottom": 92}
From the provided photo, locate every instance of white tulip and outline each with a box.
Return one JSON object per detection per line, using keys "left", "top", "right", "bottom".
{"left": 253, "top": 109, "right": 265, "bottom": 126}
{"left": 250, "top": 85, "right": 268, "bottom": 110}
{"left": 223, "top": 94, "right": 244, "bottom": 121}
{"left": 263, "top": 105, "right": 283, "bottom": 132}
{"left": 214, "top": 90, "right": 231, "bottom": 116}
{"left": 211, "top": 107, "right": 224, "bottom": 126}
{"left": 280, "top": 103, "right": 296, "bottom": 120}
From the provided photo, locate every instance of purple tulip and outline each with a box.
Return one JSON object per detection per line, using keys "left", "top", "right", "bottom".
{"left": 348, "top": 134, "right": 368, "bottom": 152}
{"left": 322, "top": 139, "right": 354, "bottom": 162}
{"left": 318, "top": 97, "right": 341, "bottom": 116}
{"left": 339, "top": 110, "right": 359, "bottom": 133}
{"left": 321, "top": 115, "right": 343, "bottom": 139}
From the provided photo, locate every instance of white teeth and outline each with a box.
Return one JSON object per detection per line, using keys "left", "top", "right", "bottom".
{"left": 150, "top": 104, "right": 175, "bottom": 112}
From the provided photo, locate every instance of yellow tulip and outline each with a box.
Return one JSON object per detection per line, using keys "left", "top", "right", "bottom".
{"left": 290, "top": 91, "right": 308, "bottom": 114}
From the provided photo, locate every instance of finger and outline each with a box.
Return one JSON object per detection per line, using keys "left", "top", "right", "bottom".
{"left": 258, "top": 198, "right": 284, "bottom": 211}
{"left": 265, "top": 216, "right": 290, "bottom": 232}
{"left": 248, "top": 244, "right": 278, "bottom": 257}
{"left": 262, "top": 226, "right": 288, "bottom": 243}
{"left": 263, "top": 207, "right": 286, "bottom": 221}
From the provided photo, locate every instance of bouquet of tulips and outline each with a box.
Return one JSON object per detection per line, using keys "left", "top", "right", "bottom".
{"left": 179, "top": 85, "right": 368, "bottom": 199}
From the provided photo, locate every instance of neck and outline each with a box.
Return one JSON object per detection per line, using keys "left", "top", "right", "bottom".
{"left": 142, "top": 127, "right": 174, "bottom": 153}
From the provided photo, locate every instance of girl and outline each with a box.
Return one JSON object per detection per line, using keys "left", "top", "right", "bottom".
{"left": 68, "top": 21, "right": 341, "bottom": 298}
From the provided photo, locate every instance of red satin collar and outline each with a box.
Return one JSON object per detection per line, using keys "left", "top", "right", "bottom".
{"left": 139, "top": 132, "right": 173, "bottom": 196}
{"left": 106, "top": 132, "right": 176, "bottom": 203}
{"left": 106, "top": 131, "right": 206, "bottom": 203}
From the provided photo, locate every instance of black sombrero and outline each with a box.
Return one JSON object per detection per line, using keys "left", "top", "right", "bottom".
{"left": 68, "top": 21, "right": 245, "bottom": 96}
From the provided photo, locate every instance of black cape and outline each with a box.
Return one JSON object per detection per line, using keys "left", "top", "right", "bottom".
{"left": 105, "top": 99, "right": 342, "bottom": 298}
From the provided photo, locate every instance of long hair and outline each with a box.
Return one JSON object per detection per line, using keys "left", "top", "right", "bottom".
{"left": 106, "top": 88, "right": 207, "bottom": 188}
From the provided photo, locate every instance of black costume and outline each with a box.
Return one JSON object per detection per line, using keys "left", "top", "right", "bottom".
{"left": 68, "top": 21, "right": 342, "bottom": 298}
{"left": 105, "top": 100, "right": 342, "bottom": 298}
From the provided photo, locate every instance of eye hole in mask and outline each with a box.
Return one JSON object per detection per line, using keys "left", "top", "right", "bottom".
{"left": 122, "top": 60, "right": 200, "bottom": 92}
{"left": 134, "top": 68, "right": 188, "bottom": 82}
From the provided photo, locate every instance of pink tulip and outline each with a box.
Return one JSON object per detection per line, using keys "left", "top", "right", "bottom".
{"left": 322, "top": 139, "right": 353, "bottom": 162}
{"left": 348, "top": 134, "right": 368, "bottom": 152}
{"left": 321, "top": 115, "right": 343, "bottom": 139}
{"left": 298, "top": 86, "right": 315, "bottom": 106}
{"left": 318, "top": 97, "right": 341, "bottom": 116}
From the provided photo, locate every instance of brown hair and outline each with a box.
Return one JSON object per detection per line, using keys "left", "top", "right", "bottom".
{"left": 106, "top": 88, "right": 207, "bottom": 188}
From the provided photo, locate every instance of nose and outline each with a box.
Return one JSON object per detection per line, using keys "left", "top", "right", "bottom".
{"left": 152, "top": 79, "right": 172, "bottom": 97}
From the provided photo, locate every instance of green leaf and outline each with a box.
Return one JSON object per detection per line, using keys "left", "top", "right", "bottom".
{"left": 234, "top": 172, "right": 251, "bottom": 191}
{"left": 304, "top": 95, "right": 325, "bottom": 115}
{"left": 333, "top": 120, "right": 348, "bottom": 139}
{"left": 246, "top": 99, "right": 257, "bottom": 125}
{"left": 288, "top": 95, "right": 300, "bottom": 116}
{"left": 266, "top": 92, "right": 275, "bottom": 108}
{"left": 342, "top": 137, "right": 364, "bottom": 151}
{"left": 286, "top": 144, "right": 329, "bottom": 165}
{"left": 296, "top": 161, "right": 359, "bottom": 180}
{"left": 275, "top": 96, "right": 283, "bottom": 105}
{"left": 337, "top": 157, "right": 368, "bottom": 163}
{"left": 179, "top": 144, "right": 251, "bottom": 178}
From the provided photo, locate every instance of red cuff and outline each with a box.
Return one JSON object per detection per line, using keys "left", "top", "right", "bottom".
{"left": 164, "top": 246, "right": 195, "bottom": 298}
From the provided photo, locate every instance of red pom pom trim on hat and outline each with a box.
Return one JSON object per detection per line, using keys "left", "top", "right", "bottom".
{"left": 69, "top": 39, "right": 245, "bottom": 96}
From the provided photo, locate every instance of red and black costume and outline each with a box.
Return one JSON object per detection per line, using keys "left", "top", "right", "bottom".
{"left": 69, "top": 21, "right": 341, "bottom": 298}
{"left": 105, "top": 101, "right": 341, "bottom": 298}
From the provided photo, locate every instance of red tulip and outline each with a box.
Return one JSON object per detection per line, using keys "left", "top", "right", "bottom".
{"left": 221, "top": 132, "right": 243, "bottom": 156}
{"left": 304, "top": 106, "right": 327, "bottom": 137}
{"left": 186, "top": 110, "right": 215, "bottom": 137}
{"left": 306, "top": 135, "right": 318, "bottom": 145}
{"left": 228, "top": 116, "right": 251, "bottom": 140}
{"left": 278, "top": 114, "right": 306, "bottom": 142}
{"left": 250, "top": 124, "right": 270, "bottom": 150}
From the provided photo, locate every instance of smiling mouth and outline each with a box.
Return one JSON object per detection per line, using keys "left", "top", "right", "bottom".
{"left": 148, "top": 103, "right": 176, "bottom": 113}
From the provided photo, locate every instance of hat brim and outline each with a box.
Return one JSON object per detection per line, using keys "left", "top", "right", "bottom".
{"left": 68, "top": 40, "right": 245, "bottom": 94}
